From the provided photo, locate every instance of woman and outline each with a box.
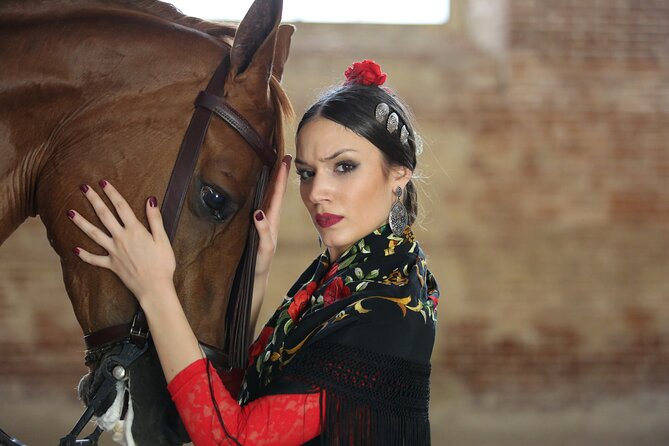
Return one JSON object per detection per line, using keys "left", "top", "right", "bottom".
{"left": 68, "top": 60, "right": 439, "bottom": 445}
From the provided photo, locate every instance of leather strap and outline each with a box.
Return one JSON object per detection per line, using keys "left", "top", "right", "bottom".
{"left": 195, "top": 91, "right": 275, "bottom": 167}
{"left": 83, "top": 311, "right": 149, "bottom": 350}
{"left": 225, "top": 165, "right": 269, "bottom": 367}
{"left": 84, "top": 322, "right": 133, "bottom": 350}
{"left": 160, "top": 55, "right": 231, "bottom": 242}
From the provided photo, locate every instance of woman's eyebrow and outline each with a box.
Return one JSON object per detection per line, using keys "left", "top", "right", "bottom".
{"left": 295, "top": 148, "right": 357, "bottom": 165}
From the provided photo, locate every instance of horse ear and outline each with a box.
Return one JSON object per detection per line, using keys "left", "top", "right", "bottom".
{"left": 228, "top": 0, "right": 285, "bottom": 90}
{"left": 272, "top": 24, "right": 295, "bottom": 83}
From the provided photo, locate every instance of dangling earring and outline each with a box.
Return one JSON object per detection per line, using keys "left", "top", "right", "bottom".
{"left": 389, "top": 186, "right": 408, "bottom": 237}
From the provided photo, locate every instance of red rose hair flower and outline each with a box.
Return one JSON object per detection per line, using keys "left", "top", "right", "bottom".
{"left": 344, "top": 59, "right": 387, "bottom": 86}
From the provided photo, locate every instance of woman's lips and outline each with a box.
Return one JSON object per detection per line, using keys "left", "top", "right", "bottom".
{"left": 315, "top": 213, "right": 344, "bottom": 228}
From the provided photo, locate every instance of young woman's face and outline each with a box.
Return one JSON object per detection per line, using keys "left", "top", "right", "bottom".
{"left": 295, "top": 117, "right": 409, "bottom": 261}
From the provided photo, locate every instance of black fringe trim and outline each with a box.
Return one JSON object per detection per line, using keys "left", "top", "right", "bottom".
{"left": 281, "top": 340, "right": 432, "bottom": 445}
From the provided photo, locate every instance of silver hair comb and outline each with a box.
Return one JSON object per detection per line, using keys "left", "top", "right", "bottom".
{"left": 375, "top": 101, "right": 420, "bottom": 154}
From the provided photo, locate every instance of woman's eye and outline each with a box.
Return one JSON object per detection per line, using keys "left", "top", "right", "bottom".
{"left": 296, "top": 169, "right": 314, "bottom": 181}
{"left": 200, "top": 185, "right": 230, "bottom": 221}
{"left": 335, "top": 161, "right": 358, "bottom": 174}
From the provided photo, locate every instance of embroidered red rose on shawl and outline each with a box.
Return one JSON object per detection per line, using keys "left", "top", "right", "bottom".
{"left": 247, "top": 326, "right": 275, "bottom": 367}
{"left": 287, "top": 280, "right": 318, "bottom": 322}
{"left": 428, "top": 294, "right": 439, "bottom": 308}
{"left": 321, "top": 264, "right": 339, "bottom": 284}
{"left": 323, "top": 276, "right": 351, "bottom": 307}
{"left": 344, "top": 59, "right": 387, "bottom": 86}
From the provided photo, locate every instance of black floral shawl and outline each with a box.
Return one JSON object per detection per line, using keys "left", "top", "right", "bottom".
{"left": 239, "top": 222, "right": 439, "bottom": 445}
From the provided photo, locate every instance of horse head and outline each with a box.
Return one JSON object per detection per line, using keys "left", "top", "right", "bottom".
{"left": 0, "top": 0, "right": 293, "bottom": 444}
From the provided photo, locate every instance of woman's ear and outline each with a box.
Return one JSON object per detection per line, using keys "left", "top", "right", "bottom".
{"left": 392, "top": 165, "right": 413, "bottom": 189}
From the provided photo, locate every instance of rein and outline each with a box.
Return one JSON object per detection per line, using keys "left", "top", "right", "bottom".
{"left": 46, "top": 54, "right": 275, "bottom": 446}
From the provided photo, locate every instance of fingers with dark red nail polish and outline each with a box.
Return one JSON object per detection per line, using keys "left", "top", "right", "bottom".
{"left": 149, "top": 196, "right": 158, "bottom": 208}
{"left": 255, "top": 211, "right": 264, "bottom": 221}
{"left": 67, "top": 210, "right": 75, "bottom": 219}
{"left": 80, "top": 184, "right": 89, "bottom": 193}
{"left": 73, "top": 247, "right": 80, "bottom": 256}
{"left": 99, "top": 179, "right": 108, "bottom": 188}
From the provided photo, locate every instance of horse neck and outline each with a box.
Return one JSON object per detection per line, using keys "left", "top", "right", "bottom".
{"left": 0, "top": 3, "right": 227, "bottom": 245}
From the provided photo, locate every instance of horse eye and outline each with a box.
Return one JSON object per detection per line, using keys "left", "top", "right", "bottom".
{"left": 200, "top": 185, "right": 230, "bottom": 221}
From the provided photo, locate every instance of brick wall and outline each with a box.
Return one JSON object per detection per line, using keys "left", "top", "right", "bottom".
{"left": 1, "top": 1, "right": 668, "bottom": 444}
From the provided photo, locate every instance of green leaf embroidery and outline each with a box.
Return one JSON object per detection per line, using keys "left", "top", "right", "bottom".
{"left": 365, "top": 269, "right": 379, "bottom": 279}
{"left": 355, "top": 281, "right": 369, "bottom": 291}
{"left": 339, "top": 253, "right": 357, "bottom": 269}
{"left": 354, "top": 267, "right": 364, "bottom": 279}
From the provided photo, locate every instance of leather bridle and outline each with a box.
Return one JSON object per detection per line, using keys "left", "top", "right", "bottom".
{"left": 42, "top": 53, "right": 274, "bottom": 446}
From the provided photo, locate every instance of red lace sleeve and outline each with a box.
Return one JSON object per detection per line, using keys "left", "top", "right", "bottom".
{"left": 167, "top": 359, "right": 323, "bottom": 446}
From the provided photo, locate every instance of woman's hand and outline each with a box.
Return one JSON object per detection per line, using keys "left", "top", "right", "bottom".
{"left": 68, "top": 180, "right": 175, "bottom": 302}
{"left": 252, "top": 154, "right": 292, "bottom": 278}
{"left": 247, "top": 154, "right": 292, "bottom": 330}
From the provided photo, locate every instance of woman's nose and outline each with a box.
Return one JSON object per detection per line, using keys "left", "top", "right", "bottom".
{"left": 307, "top": 173, "right": 333, "bottom": 204}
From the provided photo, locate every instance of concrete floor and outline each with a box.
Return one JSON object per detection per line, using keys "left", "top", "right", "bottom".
{"left": 2, "top": 384, "right": 669, "bottom": 446}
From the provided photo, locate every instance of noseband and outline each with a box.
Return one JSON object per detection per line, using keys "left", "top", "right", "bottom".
{"left": 51, "top": 54, "right": 276, "bottom": 446}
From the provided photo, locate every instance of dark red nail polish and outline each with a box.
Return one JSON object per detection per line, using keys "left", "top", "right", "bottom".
{"left": 73, "top": 247, "right": 80, "bottom": 256}
{"left": 282, "top": 154, "right": 292, "bottom": 165}
{"left": 255, "top": 211, "right": 264, "bottom": 221}
{"left": 99, "top": 179, "right": 108, "bottom": 188}
{"left": 149, "top": 196, "right": 158, "bottom": 208}
{"left": 79, "top": 184, "right": 89, "bottom": 193}
{"left": 67, "top": 210, "right": 75, "bottom": 219}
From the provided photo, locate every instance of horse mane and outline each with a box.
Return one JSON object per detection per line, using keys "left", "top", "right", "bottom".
{"left": 1, "top": 0, "right": 294, "bottom": 161}
{"left": 0, "top": 0, "right": 237, "bottom": 41}
{"left": 114, "top": 0, "right": 238, "bottom": 42}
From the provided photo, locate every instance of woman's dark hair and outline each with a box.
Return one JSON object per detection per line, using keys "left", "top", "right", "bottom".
{"left": 297, "top": 84, "right": 420, "bottom": 226}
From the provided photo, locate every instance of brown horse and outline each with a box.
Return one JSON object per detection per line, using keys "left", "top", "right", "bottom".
{"left": 0, "top": 0, "right": 293, "bottom": 444}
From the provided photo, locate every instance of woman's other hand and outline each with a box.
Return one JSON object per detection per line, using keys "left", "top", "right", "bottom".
{"left": 68, "top": 180, "right": 175, "bottom": 302}
{"left": 253, "top": 154, "right": 292, "bottom": 278}
{"left": 249, "top": 155, "right": 291, "bottom": 329}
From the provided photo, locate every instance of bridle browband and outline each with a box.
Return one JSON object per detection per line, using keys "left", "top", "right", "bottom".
{"left": 51, "top": 54, "right": 277, "bottom": 446}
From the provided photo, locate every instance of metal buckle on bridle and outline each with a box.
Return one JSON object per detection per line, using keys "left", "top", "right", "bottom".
{"left": 129, "top": 325, "right": 147, "bottom": 341}
{"left": 129, "top": 313, "right": 149, "bottom": 346}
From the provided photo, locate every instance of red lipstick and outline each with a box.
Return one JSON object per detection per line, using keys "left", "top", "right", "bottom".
{"left": 315, "top": 213, "right": 344, "bottom": 228}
